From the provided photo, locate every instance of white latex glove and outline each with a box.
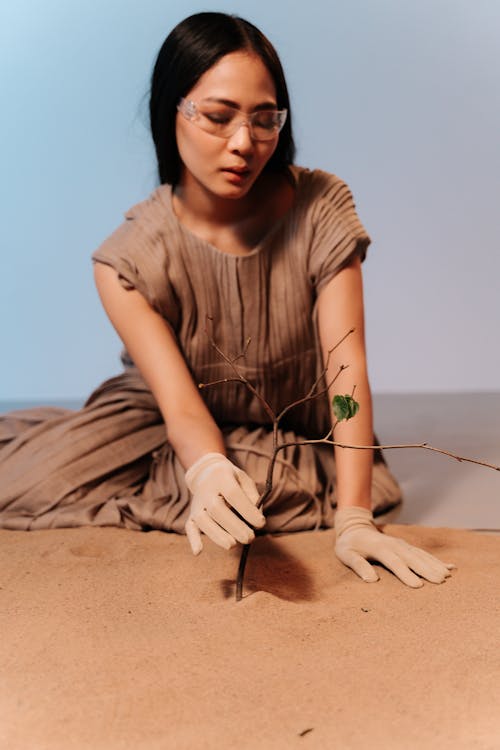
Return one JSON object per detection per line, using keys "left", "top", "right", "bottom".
{"left": 184, "top": 452, "right": 265, "bottom": 555}
{"left": 334, "top": 506, "right": 456, "bottom": 588}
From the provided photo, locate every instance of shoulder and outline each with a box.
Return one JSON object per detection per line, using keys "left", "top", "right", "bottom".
{"left": 122, "top": 184, "right": 174, "bottom": 238}
{"left": 93, "top": 184, "right": 174, "bottom": 258}
{"left": 92, "top": 184, "right": 180, "bottom": 320}
{"left": 290, "top": 166, "right": 357, "bottom": 214}
{"left": 287, "top": 167, "right": 363, "bottom": 234}
{"left": 293, "top": 166, "right": 370, "bottom": 288}
{"left": 92, "top": 184, "right": 176, "bottom": 273}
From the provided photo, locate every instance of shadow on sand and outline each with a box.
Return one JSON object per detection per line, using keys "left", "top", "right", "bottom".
{"left": 219, "top": 533, "right": 318, "bottom": 602}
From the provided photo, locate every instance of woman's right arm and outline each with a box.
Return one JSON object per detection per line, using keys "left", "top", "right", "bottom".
{"left": 93, "top": 262, "right": 225, "bottom": 470}
{"left": 94, "top": 261, "right": 265, "bottom": 553}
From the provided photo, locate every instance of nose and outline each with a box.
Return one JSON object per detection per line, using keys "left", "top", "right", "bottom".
{"left": 227, "top": 121, "right": 254, "bottom": 153}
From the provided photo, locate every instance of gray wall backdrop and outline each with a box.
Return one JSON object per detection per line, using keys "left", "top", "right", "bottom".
{"left": 1, "top": 0, "right": 499, "bottom": 400}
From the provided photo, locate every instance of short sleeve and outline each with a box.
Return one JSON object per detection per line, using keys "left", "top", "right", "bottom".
{"left": 308, "top": 171, "right": 371, "bottom": 295}
{"left": 91, "top": 190, "right": 180, "bottom": 330}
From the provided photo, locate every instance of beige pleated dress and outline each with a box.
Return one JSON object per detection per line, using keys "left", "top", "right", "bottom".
{"left": 0, "top": 166, "right": 402, "bottom": 533}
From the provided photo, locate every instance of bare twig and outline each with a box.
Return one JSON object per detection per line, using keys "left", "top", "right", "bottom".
{"left": 277, "top": 363, "right": 349, "bottom": 422}
{"left": 203, "top": 320, "right": 276, "bottom": 423}
{"left": 276, "top": 328, "right": 355, "bottom": 422}
{"left": 275, "top": 439, "right": 500, "bottom": 472}
{"left": 227, "top": 442, "right": 325, "bottom": 506}
{"left": 198, "top": 377, "right": 243, "bottom": 389}
{"left": 200, "top": 326, "right": 500, "bottom": 600}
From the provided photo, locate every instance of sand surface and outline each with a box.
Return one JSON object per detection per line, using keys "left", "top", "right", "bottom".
{"left": 1, "top": 524, "right": 499, "bottom": 750}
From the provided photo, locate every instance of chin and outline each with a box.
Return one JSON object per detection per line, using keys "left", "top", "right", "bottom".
{"left": 216, "top": 175, "right": 259, "bottom": 200}
{"left": 220, "top": 186, "right": 253, "bottom": 200}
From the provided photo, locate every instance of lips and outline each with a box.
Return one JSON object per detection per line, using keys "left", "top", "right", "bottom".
{"left": 222, "top": 166, "right": 250, "bottom": 175}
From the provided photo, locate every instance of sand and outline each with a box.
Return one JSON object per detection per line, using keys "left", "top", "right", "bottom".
{"left": 1, "top": 523, "right": 499, "bottom": 750}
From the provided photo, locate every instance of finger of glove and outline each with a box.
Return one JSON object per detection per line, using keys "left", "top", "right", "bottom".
{"left": 407, "top": 546, "right": 456, "bottom": 574}
{"left": 220, "top": 475, "right": 265, "bottom": 528}
{"left": 207, "top": 496, "right": 255, "bottom": 545}
{"left": 335, "top": 545, "right": 380, "bottom": 583}
{"left": 234, "top": 469, "right": 263, "bottom": 511}
{"left": 185, "top": 518, "right": 203, "bottom": 556}
{"left": 384, "top": 536, "right": 456, "bottom": 580}
{"left": 395, "top": 544, "right": 454, "bottom": 584}
{"left": 373, "top": 547, "right": 424, "bottom": 588}
{"left": 194, "top": 511, "right": 237, "bottom": 551}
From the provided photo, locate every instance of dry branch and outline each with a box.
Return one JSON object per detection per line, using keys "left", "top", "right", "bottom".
{"left": 199, "top": 325, "right": 500, "bottom": 601}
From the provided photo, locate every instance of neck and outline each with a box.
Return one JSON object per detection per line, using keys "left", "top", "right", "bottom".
{"left": 173, "top": 173, "right": 268, "bottom": 229}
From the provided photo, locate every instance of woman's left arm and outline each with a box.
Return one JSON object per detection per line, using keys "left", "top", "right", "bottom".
{"left": 317, "top": 255, "right": 374, "bottom": 510}
{"left": 317, "top": 256, "right": 455, "bottom": 587}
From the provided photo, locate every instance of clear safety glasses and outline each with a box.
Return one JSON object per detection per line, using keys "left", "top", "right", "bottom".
{"left": 177, "top": 98, "right": 287, "bottom": 141}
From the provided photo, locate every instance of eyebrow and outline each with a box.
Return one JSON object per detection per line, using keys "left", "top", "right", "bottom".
{"left": 202, "top": 97, "right": 278, "bottom": 111}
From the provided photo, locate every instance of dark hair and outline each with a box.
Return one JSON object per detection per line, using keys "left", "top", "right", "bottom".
{"left": 149, "top": 12, "right": 295, "bottom": 185}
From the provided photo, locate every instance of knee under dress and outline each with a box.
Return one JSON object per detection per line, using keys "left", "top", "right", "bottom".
{"left": 0, "top": 166, "right": 402, "bottom": 532}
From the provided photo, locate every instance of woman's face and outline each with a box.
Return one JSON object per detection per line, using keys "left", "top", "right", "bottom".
{"left": 175, "top": 51, "right": 280, "bottom": 201}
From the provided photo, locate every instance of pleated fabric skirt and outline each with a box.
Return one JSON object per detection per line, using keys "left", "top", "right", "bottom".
{"left": 0, "top": 369, "right": 402, "bottom": 533}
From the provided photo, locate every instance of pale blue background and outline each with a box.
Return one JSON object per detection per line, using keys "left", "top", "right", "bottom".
{"left": 1, "top": 0, "right": 499, "bottom": 401}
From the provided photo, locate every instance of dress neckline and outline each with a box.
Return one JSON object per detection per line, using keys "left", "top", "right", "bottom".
{"left": 162, "top": 166, "right": 303, "bottom": 259}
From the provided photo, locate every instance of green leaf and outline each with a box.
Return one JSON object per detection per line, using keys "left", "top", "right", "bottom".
{"left": 332, "top": 394, "right": 360, "bottom": 422}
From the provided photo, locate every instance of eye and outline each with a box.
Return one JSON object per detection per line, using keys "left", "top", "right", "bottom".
{"left": 202, "top": 109, "right": 234, "bottom": 125}
{"left": 253, "top": 111, "right": 279, "bottom": 130}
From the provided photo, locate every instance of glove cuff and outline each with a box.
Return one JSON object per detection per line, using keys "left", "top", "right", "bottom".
{"left": 334, "top": 506, "right": 374, "bottom": 537}
{"left": 185, "top": 452, "right": 228, "bottom": 492}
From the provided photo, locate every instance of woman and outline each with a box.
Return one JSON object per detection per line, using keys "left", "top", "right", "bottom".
{"left": 0, "top": 12, "right": 454, "bottom": 587}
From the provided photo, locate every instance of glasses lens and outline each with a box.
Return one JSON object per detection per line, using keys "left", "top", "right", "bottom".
{"left": 197, "top": 105, "right": 238, "bottom": 137}
{"left": 250, "top": 111, "right": 284, "bottom": 140}
{"left": 184, "top": 100, "right": 286, "bottom": 141}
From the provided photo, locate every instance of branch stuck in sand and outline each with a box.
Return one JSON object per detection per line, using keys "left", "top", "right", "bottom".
{"left": 199, "top": 322, "right": 500, "bottom": 601}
